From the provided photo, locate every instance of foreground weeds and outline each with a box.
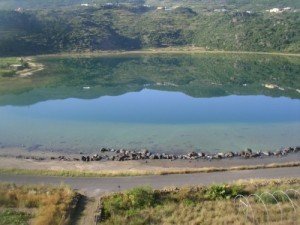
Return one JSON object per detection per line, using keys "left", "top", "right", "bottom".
{"left": 100, "top": 179, "right": 300, "bottom": 225}
{"left": 0, "top": 183, "right": 78, "bottom": 225}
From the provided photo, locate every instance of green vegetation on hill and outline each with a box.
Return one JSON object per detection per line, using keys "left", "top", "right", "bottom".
{"left": 0, "top": 0, "right": 299, "bottom": 10}
{"left": 0, "top": 1, "right": 299, "bottom": 56}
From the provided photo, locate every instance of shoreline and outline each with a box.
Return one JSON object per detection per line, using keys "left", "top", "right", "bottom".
{"left": 17, "top": 58, "right": 44, "bottom": 77}
{"left": 1, "top": 146, "right": 299, "bottom": 162}
{"left": 0, "top": 147, "right": 299, "bottom": 177}
{"left": 34, "top": 47, "right": 300, "bottom": 58}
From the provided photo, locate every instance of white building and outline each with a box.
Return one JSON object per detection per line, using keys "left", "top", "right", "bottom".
{"left": 269, "top": 8, "right": 280, "bottom": 13}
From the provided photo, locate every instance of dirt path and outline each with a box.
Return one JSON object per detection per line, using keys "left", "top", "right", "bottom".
{"left": 1, "top": 167, "right": 299, "bottom": 197}
{"left": 73, "top": 196, "right": 99, "bottom": 225}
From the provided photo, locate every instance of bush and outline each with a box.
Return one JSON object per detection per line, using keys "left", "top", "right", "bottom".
{"left": 126, "top": 187, "right": 155, "bottom": 209}
{"left": 205, "top": 184, "right": 245, "bottom": 200}
{"left": 103, "top": 186, "right": 155, "bottom": 218}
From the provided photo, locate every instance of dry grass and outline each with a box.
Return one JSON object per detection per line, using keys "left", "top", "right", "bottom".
{"left": 0, "top": 161, "right": 299, "bottom": 177}
{"left": 0, "top": 183, "right": 78, "bottom": 225}
{"left": 100, "top": 178, "right": 300, "bottom": 225}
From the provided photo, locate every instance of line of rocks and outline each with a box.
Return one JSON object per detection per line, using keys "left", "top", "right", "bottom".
{"left": 79, "top": 146, "right": 300, "bottom": 162}
{"left": 11, "top": 146, "right": 299, "bottom": 162}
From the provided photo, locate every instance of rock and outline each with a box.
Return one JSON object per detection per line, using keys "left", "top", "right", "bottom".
{"left": 118, "top": 155, "right": 127, "bottom": 161}
{"left": 213, "top": 154, "right": 222, "bottom": 159}
{"left": 58, "top": 156, "right": 67, "bottom": 160}
{"left": 140, "top": 149, "right": 149, "bottom": 155}
{"left": 100, "top": 148, "right": 109, "bottom": 152}
{"left": 198, "top": 152, "right": 205, "bottom": 158}
{"left": 274, "top": 150, "right": 282, "bottom": 156}
{"left": 251, "top": 153, "right": 260, "bottom": 158}
{"left": 187, "top": 152, "right": 198, "bottom": 158}
{"left": 245, "top": 148, "right": 252, "bottom": 154}
{"left": 81, "top": 156, "right": 86, "bottom": 161}
{"left": 225, "top": 152, "right": 234, "bottom": 158}
{"left": 262, "top": 151, "right": 273, "bottom": 156}
{"left": 217, "top": 152, "right": 224, "bottom": 158}
{"left": 92, "top": 154, "right": 102, "bottom": 161}
{"left": 129, "top": 153, "right": 137, "bottom": 160}
{"left": 240, "top": 148, "right": 253, "bottom": 158}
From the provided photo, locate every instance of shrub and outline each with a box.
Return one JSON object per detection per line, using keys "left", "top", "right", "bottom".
{"left": 205, "top": 184, "right": 245, "bottom": 200}
{"left": 103, "top": 186, "right": 156, "bottom": 219}
{"left": 126, "top": 187, "right": 155, "bottom": 209}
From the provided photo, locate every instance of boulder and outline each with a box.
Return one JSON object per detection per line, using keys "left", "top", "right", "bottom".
{"left": 140, "top": 149, "right": 149, "bottom": 155}
{"left": 198, "top": 152, "right": 205, "bottom": 158}
{"left": 225, "top": 152, "right": 234, "bottom": 158}
{"left": 187, "top": 152, "right": 198, "bottom": 158}
{"left": 118, "top": 155, "right": 127, "bottom": 161}
{"left": 100, "top": 148, "right": 109, "bottom": 152}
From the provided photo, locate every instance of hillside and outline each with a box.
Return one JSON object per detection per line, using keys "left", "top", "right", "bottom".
{"left": 0, "top": 0, "right": 299, "bottom": 10}
{"left": 0, "top": 1, "right": 299, "bottom": 56}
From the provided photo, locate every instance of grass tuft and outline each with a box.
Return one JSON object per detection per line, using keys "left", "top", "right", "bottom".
{"left": 0, "top": 161, "right": 299, "bottom": 177}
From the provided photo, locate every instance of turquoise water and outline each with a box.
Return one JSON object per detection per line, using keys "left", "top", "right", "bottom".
{"left": 0, "top": 54, "right": 299, "bottom": 153}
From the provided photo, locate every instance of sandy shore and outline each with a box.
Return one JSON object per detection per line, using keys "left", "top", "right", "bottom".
{"left": 0, "top": 147, "right": 299, "bottom": 176}
{"left": 16, "top": 58, "right": 44, "bottom": 77}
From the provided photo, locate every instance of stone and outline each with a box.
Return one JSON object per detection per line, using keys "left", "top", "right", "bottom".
{"left": 187, "top": 152, "right": 198, "bottom": 158}
{"left": 198, "top": 152, "right": 205, "bottom": 157}
{"left": 140, "top": 149, "right": 149, "bottom": 155}
{"left": 118, "top": 155, "right": 127, "bottom": 161}
{"left": 225, "top": 152, "right": 234, "bottom": 158}
{"left": 100, "top": 148, "right": 109, "bottom": 152}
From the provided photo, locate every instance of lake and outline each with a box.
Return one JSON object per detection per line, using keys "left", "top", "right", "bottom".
{"left": 0, "top": 53, "right": 299, "bottom": 153}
